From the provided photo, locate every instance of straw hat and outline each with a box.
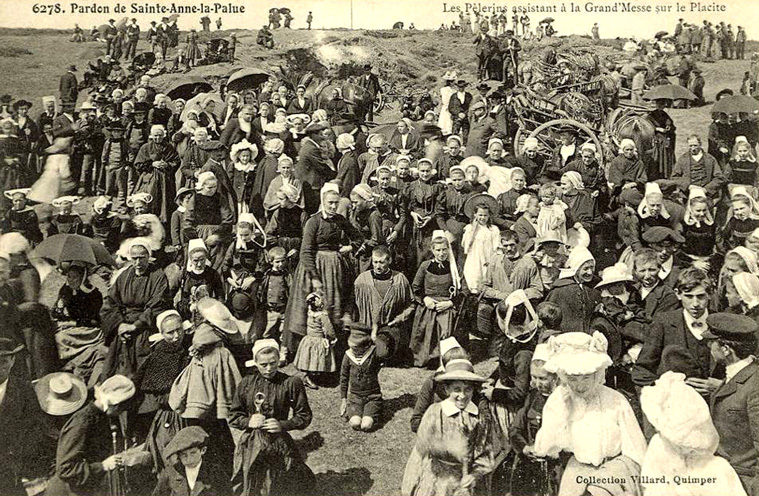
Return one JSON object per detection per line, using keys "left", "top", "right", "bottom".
{"left": 94, "top": 375, "right": 135, "bottom": 409}
{"left": 434, "top": 359, "right": 486, "bottom": 383}
{"left": 286, "top": 113, "right": 311, "bottom": 126}
{"left": 196, "top": 297, "right": 239, "bottom": 335}
{"left": 595, "top": 262, "right": 634, "bottom": 289}
{"left": 463, "top": 193, "right": 500, "bottom": 220}
{"left": 34, "top": 372, "right": 87, "bottom": 416}
{"left": 544, "top": 331, "right": 612, "bottom": 375}
{"left": 126, "top": 192, "right": 153, "bottom": 207}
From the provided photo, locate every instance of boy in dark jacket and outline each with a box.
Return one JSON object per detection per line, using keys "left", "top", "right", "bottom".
{"left": 100, "top": 122, "right": 129, "bottom": 202}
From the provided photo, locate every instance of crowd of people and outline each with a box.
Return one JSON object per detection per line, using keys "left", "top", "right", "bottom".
{"left": 0, "top": 10, "right": 758, "bottom": 496}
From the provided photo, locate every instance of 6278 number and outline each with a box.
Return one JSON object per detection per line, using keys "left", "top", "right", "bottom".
{"left": 32, "top": 3, "right": 64, "bottom": 14}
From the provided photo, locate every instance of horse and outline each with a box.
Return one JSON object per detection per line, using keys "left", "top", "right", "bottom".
{"left": 606, "top": 108, "right": 657, "bottom": 164}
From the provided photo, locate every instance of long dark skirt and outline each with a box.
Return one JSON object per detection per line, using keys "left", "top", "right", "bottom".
{"left": 282, "top": 250, "right": 353, "bottom": 355}
{"left": 145, "top": 408, "right": 188, "bottom": 473}
{"left": 410, "top": 303, "right": 458, "bottom": 368}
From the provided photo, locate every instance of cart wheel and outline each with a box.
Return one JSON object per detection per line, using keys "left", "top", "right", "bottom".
{"left": 523, "top": 118, "right": 604, "bottom": 168}
{"left": 373, "top": 92, "right": 385, "bottom": 114}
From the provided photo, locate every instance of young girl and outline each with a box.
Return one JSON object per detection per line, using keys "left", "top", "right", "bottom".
{"left": 48, "top": 196, "right": 86, "bottom": 236}
{"left": 720, "top": 186, "right": 759, "bottom": 252}
{"left": 292, "top": 292, "right": 337, "bottom": 390}
{"left": 1, "top": 188, "right": 42, "bottom": 245}
{"left": 88, "top": 196, "right": 122, "bottom": 253}
{"left": 536, "top": 183, "right": 567, "bottom": 243}
{"left": 682, "top": 186, "right": 716, "bottom": 270}
{"left": 170, "top": 187, "right": 193, "bottom": 259}
{"left": 461, "top": 196, "right": 501, "bottom": 292}
{"left": 725, "top": 136, "right": 757, "bottom": 191}
{"left": 229, "top": 139, "right": 258, "bottom": 214}
{"left": 221, "top": 212, "right": 267, "bottom": 287}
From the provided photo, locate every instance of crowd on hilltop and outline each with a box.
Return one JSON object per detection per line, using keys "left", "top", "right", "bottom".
{"left": 0, "top": 10, "right": 758, "bottom": 496}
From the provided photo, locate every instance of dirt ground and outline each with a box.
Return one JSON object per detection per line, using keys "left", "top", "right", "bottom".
{"left": 1, "top": 27, "right": 756, "bottom": 496}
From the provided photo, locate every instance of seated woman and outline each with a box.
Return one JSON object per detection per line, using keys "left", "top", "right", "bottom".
{"left": 175, "top": 238, "right": 225, "bottom": 320}
{"left": 183, "top": 171, "right": 235, "bottom": 269}
{"left": 559, "top": 171, "right": 601, "bottom": 251}
{"left": 264, "top": 183, "right": 308, "bottom": 267}
{"left": 52, "top": 262, "right": 105, "bottom": 385}
{"left": 48, "top": 196, "right": 86, "bottom": 236}
{"left": 402, "top": 357, "right": 495, "bottom": 496}
{"left": 1, "top": 188, "right": 42, "bottom": 245}
{"left": 724, "top": 136, "right": 758, "bottom": 194}
{"left": 531, "top": 332, "right": 647, "bottom": 496}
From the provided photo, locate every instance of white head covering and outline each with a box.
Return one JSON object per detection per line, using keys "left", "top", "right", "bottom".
{"left": 264, "top": 138, "right": 285, "bottom": 154}
{"left": 0, "top": 232, "right": 30, "bottom": 255}
{"left": 195, "top": 171, "right": 217, "bottom": 192}
{"left": 153, "top": 93, "right": 168, "bottom": 106}
{"left": 186, "top": 238, "right": 210, "bottom": 272}
{"left": 641, "top": 371, "right": 719, "bottom": 455}
{"left": 561, "top": 171, "right": 584, "bottom": 191}
{"left": 336, "top": 133, "right": 356, "bottom": 151}
{"left": 727, "top": 246, "right": 759, "bottom": 275}
{"left": 431, "top": 230, "right": 462, "bottom": 292}
{"left": 730, "top": 186, "right": 759, "bottom": 220}
{"left": 51, "top": 195, "right": 80, "bottom": 208}
{"left": 531, "top": 343, "right": 554, "bottom": 363}
{"left": 733, "top": 272, "right": 759, "bottom": 309}
{"left": 94, "top": 375, "right": 135, "bottom": 410}
{"left": 230, "top": 139, "right": 258, "bottom": 163}
{"left": 619, "top": 138, "right": 637, "bottom": 154}
{"left": 439, "top": 337, "right": 462, "bottom": 357}
{"left": 156, "top": 309, "right": 182, "bottom": 332}
{"left": 638, "top": 182, "right": 671, "bottom": 219}
{"left": 245, "top": 338, "right": 280, "bottom": 367}
{"left": 558, "top": 245, "right": 595, "bottom": 279}
{"left": 683, "top": 186, "right": 714, "bottom": 227}
{"left": 514, "top": 193, "right": 535, "bottom": 215}
{"left": 351, "top": 183, "right": 375, "bottom": 202}
{"left": 126, "top": 192, "right": 153, "bottom": 207}
{"left": 150, "top": 124, "right": 166, "bottom": 136}
{"left": 523, "top": 137, "right": 539, "bottom": 151}
{"left": 732, "top": 135, "right": 756, "bottom": 162}
{"left": 544, "top": 331, "right": 613, "bottom": 375}
{"left": 92, "top": 196, "right": 113, "bottom": 215}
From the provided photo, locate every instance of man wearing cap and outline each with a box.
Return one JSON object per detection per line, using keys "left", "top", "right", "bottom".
{"left": 104, "top": 18, "right": 118, "bottom": 55}
{"left": 358, "top": 64, "right": 382, "bottom": 121}
{"left": 59, "top": 65, "right": 78, "bottom": 106}
{"left": 642, "top": 226, "right": 685, "bottom": 288}
{"left": 704, "top": 313, "right": 759, "bottom": 495}
{"left": 296, "top": 121, "right": 336, "bottom": 213}
{"left": 736, "top": 26, "right": 746, "bottom": 59}
{"left": 0, "top": 338, "right": 55, "bottom": 495}
{"left": 448, "top": 80, "right": 473, "bottom": 141}
{"left": 124, "top": 18, "right": 140, "bottom": 59}
{"left": 500, "top": 29, "right": 521, "bottom": 85}
{"left": 466, "top": 99, "right": 499, "bottom": 158}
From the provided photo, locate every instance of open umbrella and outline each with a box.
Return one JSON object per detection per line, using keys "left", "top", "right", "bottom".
{"left": 165, "top": 76, "right": 213, "bottom": 101}
{"left": 654, "top": 31, "right": 668, "bottom": 39}
{"left": 643, "top": 84, "right": 696, "bottom": 101}
{"left": 226, "top": 68, "right": 272, "bottom": 93}
{"left": 32, "top": 234, "right": 115, "bottom": 267}
{"left": 712, "top": 95, "right": 759, "bottom": 115}
{"left": 181, "top": 92, "right": 225, "bottom": 121}
{"left": 168, "top": 13, "right": 180, "bottom": 22}
{"left": 541, "top": 17, "right": 554, "bottom": 23}
{"left": 279, "top": 7, "right": 291, "bottom": 14}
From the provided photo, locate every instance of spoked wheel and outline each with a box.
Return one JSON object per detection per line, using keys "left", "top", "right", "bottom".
{"left": 373, "top": 92, "right": 385, "bottom": 114}
{"left": 515, "top": 118, "right": 604, "bottom": 168}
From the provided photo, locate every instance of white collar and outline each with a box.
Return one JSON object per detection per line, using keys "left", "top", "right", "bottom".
{"left": 640, "top": 282, "right": 658, "bottom": 300}
{"left": 185, "top": 461, "right": 202, "bottom": 490}
{"left": 726, "top": 356, "right": 755, "bottom": 383}
{"left": 658, "top": 257, "right": 673, "bottom": 280}
{"left": 440, "top": 397, "right": 479, "bottom": 417}
{"left": 683, "top": 309, "right": 708, "bottom": 340}
{"left": 346, "top": 346, "right": 375, "bottom": 366}
{"left": 234, "top": 162, "right": 254, "bottom": 173}
{"left": 691, "top": 151, "right": 704, "bottom": 162}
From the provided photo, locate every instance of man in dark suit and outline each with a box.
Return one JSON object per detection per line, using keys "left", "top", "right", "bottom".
{"left": 632, "top": 267, "right": 724, "bottom": 391}
{"left": 104, "top": 18, "right": 118, "bottom": 55}
{"left": 448, "top": 79, "right": 473, "bottom": 141}
{"left": 286, "top": 85, "right": 315, "bottom": 114}
{"left": 0, "top": 338, "right": 55, "bottom": 496}
{"left": 219, "top": 104, "right": 262, "bottom": 153}
{"left": 705, "top": 313, "right": 759, "bottom": 496}
{"left": 296, "top": 122, "right": 336, "bottom": 213}
{"left": 665, "top": 135, "right": 726, "bottom": 198}
{"left": 359, "top": 64, "right": 381, "bottom": 121}
{"left": 465, "top": 100, "right": 499, "bottom": 158}
{"left": 59, "top": 65, "right": 78, "bottom": 106}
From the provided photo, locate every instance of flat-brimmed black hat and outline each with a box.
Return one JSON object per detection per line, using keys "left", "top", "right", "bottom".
{"left": 13, "top": 99, "right": 32, "bottom": 109}
{"left": 456, "top": 79, "right": 468, "bottom": 87}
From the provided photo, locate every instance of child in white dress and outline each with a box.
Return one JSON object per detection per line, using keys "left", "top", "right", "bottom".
{"left": 462, "top": 197, "right": 501, "bottom": 292}
{"left": 536, "top": 183, "right": 568, "bottom": 243}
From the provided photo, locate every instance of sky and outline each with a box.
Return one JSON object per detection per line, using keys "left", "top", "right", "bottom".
{"left": 0, "top": 0, "right": 756, "bottom": 38}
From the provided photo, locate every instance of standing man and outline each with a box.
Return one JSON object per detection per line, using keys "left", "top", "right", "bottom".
{"left": 704, "top": 313, "right": 758, "bottom": 496}
{"left": 674, "top": 18, "right": 683, "bottom": 45}
{"left": 216, "top": 17, "right": 222, "bottom": 30}
{"left": 59, "top": 65, "right": 78, "bottom": 106}
{"left": 146, "top": 21, "right": 158, "bottom": 54}
{"left": 592, "top": 22, "right": 600, "bottom": 40}
{"left": 200, "top": 16, "right": 211, "bottom": 32}
{"left": 104, "top": 18, "right": 117, "bottom": 56}
{"left": 736, "top": 26, "right": 746, "bottom": 59}
{"left": 125, "top": 18, "right": 140, "bottom": 59}
{"left": 520, "top": 14, "right": 530, "bottom": 38}
{"left": 359, "top": 64, "right": 381, "bottom": 122}
{"left": 726, "top": 25, "right": 736, "bottom": 59}
{"left": 448, "top": 79, "right": 472, "bottom": 142}
{"left": 307, "top": 11, "right": 313, "bottom": 29}
{"left": 156, "top": 17, "right": 169, "bottom": 60}
{"left": 500, "top": 29, "right": 521, "bottom": 85}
